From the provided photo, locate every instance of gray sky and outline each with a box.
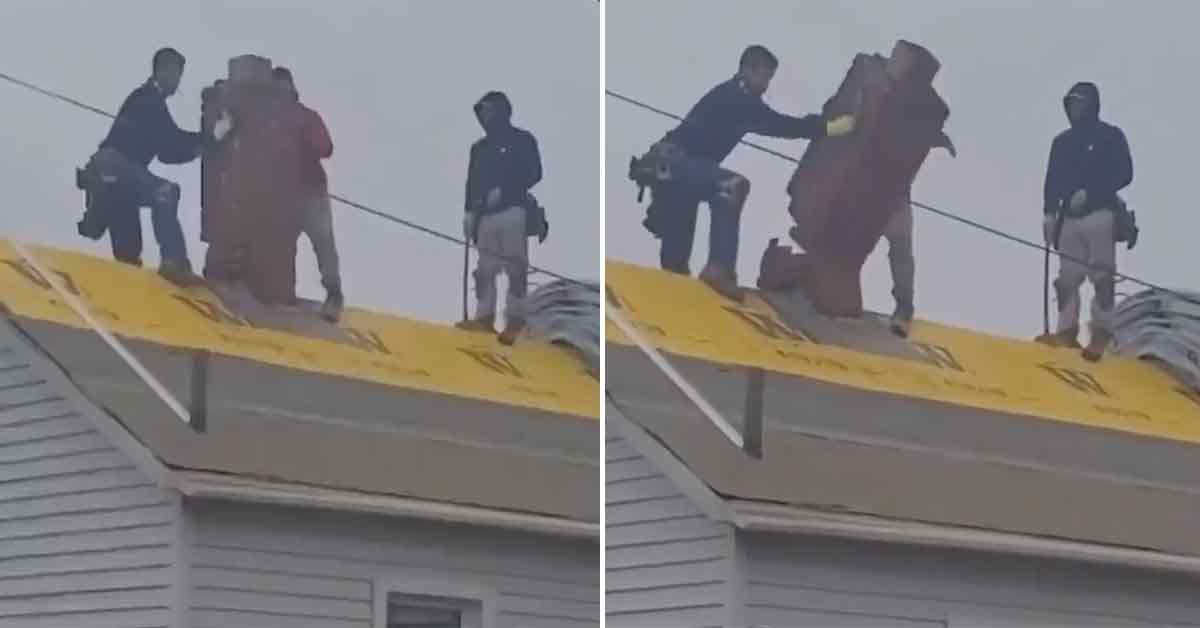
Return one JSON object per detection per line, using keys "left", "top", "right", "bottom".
{"left": 0, "top": 0, "right": 599, "bottom": 325}
{"left": 607, "top": 0, "right": 1196, "bottom": 339}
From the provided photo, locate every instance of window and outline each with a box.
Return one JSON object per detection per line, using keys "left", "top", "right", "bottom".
{"left": 387, "top": 593, "right": 475, "bottom": 628}
{"left": 373, "top": 578, "right": 495, "bottom": 628}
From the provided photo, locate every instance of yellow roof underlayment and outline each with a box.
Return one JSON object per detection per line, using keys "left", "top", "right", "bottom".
{"left": 606, "top": 260, "right": 1200, "bottom": 443}
{"left": 0, "top": 240, "right": 598, "bottom": 419}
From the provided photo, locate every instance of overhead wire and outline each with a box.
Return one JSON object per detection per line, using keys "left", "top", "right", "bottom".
{"left": 606, "top": 87, "right": 1199, "bottom": 305}
{"left": 0, "top": 69, "right": 593, "bottom": 288}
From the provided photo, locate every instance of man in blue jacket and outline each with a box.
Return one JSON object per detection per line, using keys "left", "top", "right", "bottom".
{"left": 458, "top": 91, "right": 543, "bottom": 339}
{"left": 1038, "top": 81, "right": 1133, "bottom": 361}
{"left": 635, "top": 45, "right": 855, "bottom": 301}
{"left": 84, "top": 47, "right": 211, "bottom": 286}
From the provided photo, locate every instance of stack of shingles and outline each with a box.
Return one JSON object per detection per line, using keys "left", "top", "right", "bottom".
{"left": 1110, "top": 288, "right": 1200, "bottom": 391}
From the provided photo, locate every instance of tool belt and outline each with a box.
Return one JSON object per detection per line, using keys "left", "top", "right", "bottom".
{"left": 1113, "top": 196, "right": 1139, "bottom": 250}
{"left": 72, "top": 157, "right": 125, "bottom": 241}
{"left": 627, "top": 140, "right": 684, "bottom": 203}
{"left": 1056, "top": 195, "right": 1139, "bottom": 250}
{"left": 524, "top": 192, "right": 549, "bottom": 243}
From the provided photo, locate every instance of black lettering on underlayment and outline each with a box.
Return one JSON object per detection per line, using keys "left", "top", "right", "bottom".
{"left": 344, "top": 328, "right": 391, "bottom": 355}
{"left": 173, "top": 296, "right": 249, "bottom": 327}
{"left": 3, "top": 260, "right": 83, "bottom": 297}
{"left": 605, "top": 284, "right": 631, "bottom": 312}
{"left": 1093, "top": 404, "right": 1153, "bottom": 421}
{"left": 724, "top": 306, "right": 811, "bottom": 342}
{"left": 1038, "top": 363, "right": 1109, "bottom": 397}
{"left": 775, "top": 348, "right": 850, "bottom": 372}
{"left": 913, "top": 342, "right": 966, "bottom": 373}
{"left": 459, "top": 347, "right": 524, "bottom": 379}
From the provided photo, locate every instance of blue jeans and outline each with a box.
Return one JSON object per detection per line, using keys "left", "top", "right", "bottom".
{"left": 646, "top": 144, "right": 748, "bottom": 271}
{"left": 88, "top": 148, "right": 188, "bottom": 264}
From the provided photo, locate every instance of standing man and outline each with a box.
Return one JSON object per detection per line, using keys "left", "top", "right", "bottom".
{"left": 1037, "top": 81, "right": 1133, "bottom": 361}
{"left": 631, "top": 45, "right": 856, "bottom": 301}
{"left": 458, "top": 90, "right": 543, "bottom": 339}
{"left": 273, "top": 67, "right": 344, "bottom": 322}
{"left": 883, "top": 127, "right": 957, "bottom": 338}
{"left": 85, "top": 47, "right": 211, "bottom": 286}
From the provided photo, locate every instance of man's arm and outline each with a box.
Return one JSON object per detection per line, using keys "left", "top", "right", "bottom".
{"left": 465, "top": 142, "right": 480, "bottom": 212}
{"left": 1043, "top": 135, "right": 1066, "bottom": 214}
{"left": 1085, "top": 127, "right": 1133, "bottom": 203}
{"left": 501, "top": 130, "right": 542, "bottom": 206}
{"left": 153, "top": 98, "right": 202, "bottom": 165}
{"left": 748, "top": 100, "right": 828, "bottom": 140}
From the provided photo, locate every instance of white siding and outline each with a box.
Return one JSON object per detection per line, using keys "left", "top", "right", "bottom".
{"left": 0, "top": 327, "right": 174, "bottom": 627}
{"left": 605, "top": 431, "right": 735, "bottom": 627}
{"left": 742, "top": 531, "right": 1200, "bottom": 628}
{"left": 185, "top": 499, "right": 598, "bottom": 628}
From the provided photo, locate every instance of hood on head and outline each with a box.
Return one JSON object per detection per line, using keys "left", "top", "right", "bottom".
{"left": 1063, "top": 81, "right": 1100, "bottom": 126}
{"left": 474, "top": 90, "right": 512, "bottom": 132}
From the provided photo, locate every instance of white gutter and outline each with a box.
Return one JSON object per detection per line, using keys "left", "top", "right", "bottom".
{"left": 175, "top": 471, "right": 599, "bottom": 540}
{"left": 730, "top": 500, "right": 1200, "bottom": 576}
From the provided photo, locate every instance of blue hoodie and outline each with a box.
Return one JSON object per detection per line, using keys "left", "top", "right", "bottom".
{"left": 1043, "top": 81, "right": 1133, "bottom": 216}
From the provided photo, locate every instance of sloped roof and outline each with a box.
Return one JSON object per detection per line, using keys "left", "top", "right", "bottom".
{"left": 0, "top": 241, "right": 598, "bottom": 526}
{"left": 606, "top": 260, "right": 1200, "bottom": 556}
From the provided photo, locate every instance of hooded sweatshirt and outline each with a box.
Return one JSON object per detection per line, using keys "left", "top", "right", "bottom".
{"left": 1043, "top": 81, "right": 1133, "bottom": 216}
{"left": 464, "top": 91, "right": 543, "bottom": 215}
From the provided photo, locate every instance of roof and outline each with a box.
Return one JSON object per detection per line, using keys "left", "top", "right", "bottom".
{"left": 0, "top": 240, "right": 599, "bottom": 532}
{"left": 606, "top": 260, "right": 1200, "bottom": 558}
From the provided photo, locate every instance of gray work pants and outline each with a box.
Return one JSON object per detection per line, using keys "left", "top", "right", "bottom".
{"left": 1055, "top": 208, "right": 1117, "bottom": 333}
{"left": 299, "top": 191, "right": 341, "bottom": 288}
{"left": 474, "top": 205, "right": 528, "bottom": 319}
{"left": 883, "top": 195, "right": 915, "bottom": 307}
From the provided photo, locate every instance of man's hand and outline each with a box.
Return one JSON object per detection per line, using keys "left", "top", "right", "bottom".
{"left": 1069, "top": 188, "right": 1088, "bottom": 211}
{"left": 463, "top": 212, "right": 478, "bottom": 242}
{"left": 825, "top": 114, "right": 856, "bottom": 137}
{"left": 485, "top": 187, "right": 503, "bottom": 209}
{"left": 213, "top": 109, "right": 234, "bottom": 142}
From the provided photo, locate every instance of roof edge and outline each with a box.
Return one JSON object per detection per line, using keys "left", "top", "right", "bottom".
{"left": 175, "top": 470, "right": 600, "bottom": 541}
{"left": 729, "top": 500, "right": 1200, "bottom": 576}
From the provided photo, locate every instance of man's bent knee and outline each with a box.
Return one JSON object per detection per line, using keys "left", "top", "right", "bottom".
{"left": 717, "top": 174, "right": 750, "bottom": 209}
{"left": 153, "top": 182, "right": 181, "bottom": 211}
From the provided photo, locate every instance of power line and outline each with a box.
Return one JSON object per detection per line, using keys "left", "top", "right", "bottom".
{"left": 606, "top": 88, "right": 1199, "bottom": 305}
{"left": 0, "top": 69, "right": 591, "bottom": 287}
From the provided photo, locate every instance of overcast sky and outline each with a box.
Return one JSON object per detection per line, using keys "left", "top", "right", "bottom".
{"left": 0, "top": 0, "right": 599, "bottom": 325}
{"left": 607, "top": 0, "right": 1197, "bottom": 340}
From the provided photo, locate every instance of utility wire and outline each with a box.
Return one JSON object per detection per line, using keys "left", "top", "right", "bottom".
{"left": 607, "top": 87, "right": 1200, "bottom": 305}
{"left": 0, "top": 69, "right": 591, "bottom": 287}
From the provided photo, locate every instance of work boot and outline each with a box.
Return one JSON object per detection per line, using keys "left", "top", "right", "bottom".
{"left": 158, "top": 258, "right": 203, "bottom": 288}
{"left": 498, "top": 316, "right": 525, "bottom": 346}
{"left": 1034, "top": 327, "right": 1081, "bottom": 349}
{"left": 321, "top": 281, "right": 344, "bottom": 323}
{"left": 1082, "top": 327, "right": 1113, "bottom": 362}
{"left": 455, "top": 314, "right": 496, "bottom": 334}
{"left": 889, "top": 300, "right": 914, "bottom": 338}
{"left": 699, "top": 263, "right": 744, "bottom": 302}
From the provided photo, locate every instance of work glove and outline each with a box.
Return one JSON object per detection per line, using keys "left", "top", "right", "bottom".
{"left": 212, "top": 109, "right": 234, "bottom": 142}
{"left": 485, "top": 187, "right": 503, "bottom": 209}
{"left": 463, "top": 212, "right": 478, "bottom": 243}
{"left": 1069, "top": 188, "right": 1087, "bottom": 211}
{"left": 825, "top": 114, "right": 856, "bottom": 137}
